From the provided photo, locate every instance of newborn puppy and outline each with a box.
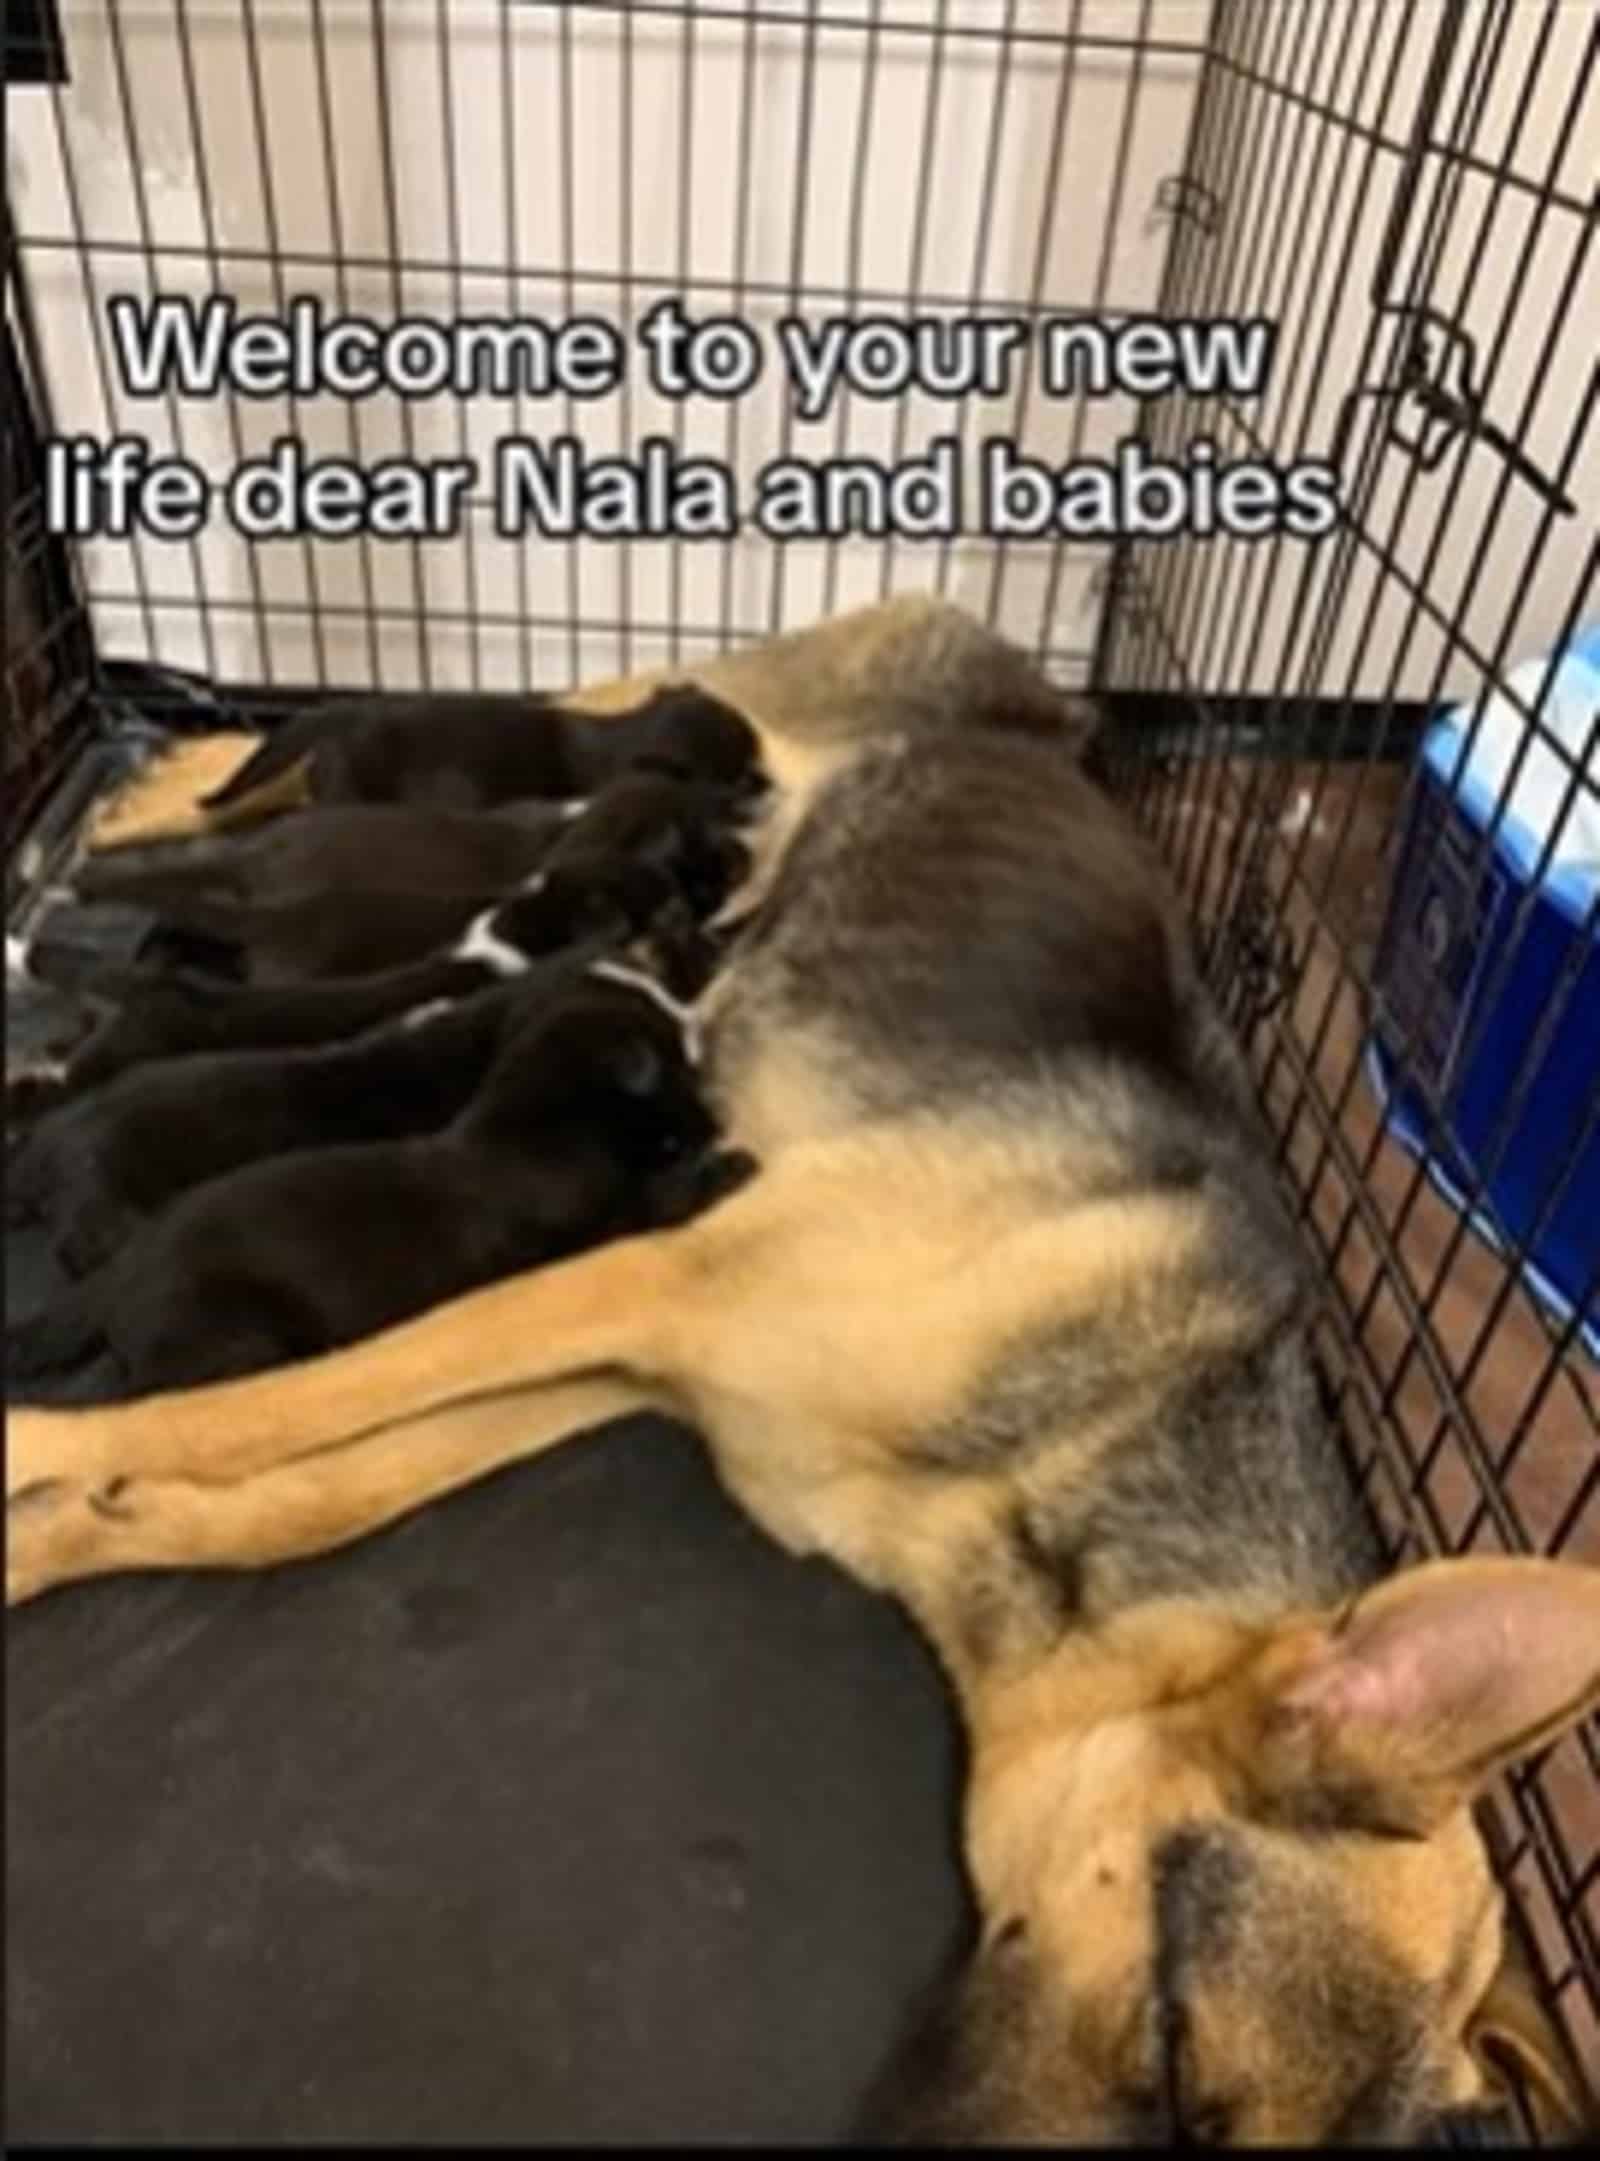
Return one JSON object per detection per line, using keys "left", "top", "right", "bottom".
{"left": 135, "top": 852, "right": 688, "bottom": 987}
{"left": 5, "top": 980, "right": 537, "bottom": 1275}
{"left": 199, "top": 682, "right": 761, "bottom": 818}
{"left": 18, "top": 797, "right": 736, "bottom": 1113}
{"left": 541, "top": 768, "right": 755, "bottom": 926}
{"left": 9, "top": 960, "right": 514, "bottom": 1112}
{"left": 71, "top": 800, "right": 574, "bottom": 917}
{"left": 70, "top": 770, "right": 753, "bottom": 988}
{"left": 13, "top": 857, "right": 710, "bottom": 1113}
{"left": 128, "top": 855, "right": 673, "bottom": 987}
{"left": 6, "top": 975, "right": 751, "bottom": 1401}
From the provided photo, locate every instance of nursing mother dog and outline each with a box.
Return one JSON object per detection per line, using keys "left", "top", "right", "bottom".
{"left": 7, "top": 599, "right": 1598, "bottom": 2143}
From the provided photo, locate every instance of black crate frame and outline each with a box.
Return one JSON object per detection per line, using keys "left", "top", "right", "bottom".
{"left": 5, "top": 0, "right": 1598, "bottom": 2138}
{"left": 2, "top": 265, "right": 96, "bottom": 853}
{"left": 1095, "top": 0, "right": 1599, "bottom": 2115}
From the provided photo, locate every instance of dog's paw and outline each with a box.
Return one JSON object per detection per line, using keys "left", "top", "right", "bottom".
{"left": 5, "top": 1407, "right": 87, "bottom": 1502}
{"left": 5, "top": 1469, "right": 150, "bottom": 1604}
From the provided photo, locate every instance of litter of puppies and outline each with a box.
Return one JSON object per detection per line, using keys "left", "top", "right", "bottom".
{"left": 5, "top": 684, "right": 765, "bottom": 1402}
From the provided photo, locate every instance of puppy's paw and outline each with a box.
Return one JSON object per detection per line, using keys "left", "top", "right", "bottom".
{"left": 695, "top": 1146, "right": 760, "bottom": 1206}
{"left": 649, "top": 1145, "right": 761, "bottom": 1226}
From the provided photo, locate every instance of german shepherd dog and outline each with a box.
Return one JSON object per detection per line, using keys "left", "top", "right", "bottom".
{"left": 6, "top": 599, "right": 1597, "bottom": 2143}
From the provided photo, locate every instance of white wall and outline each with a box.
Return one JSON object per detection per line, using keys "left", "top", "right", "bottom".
{"left": 1132, "top": 0, "right": 1598, "bottom": 712}
{"left": 7, "top": 0, "right": 1207, "bottom": 691}
{"left": 9, "top": 0, "right": 1592, "bottom": 709}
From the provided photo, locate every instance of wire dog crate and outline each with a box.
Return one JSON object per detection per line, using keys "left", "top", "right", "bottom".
{"left": 5, "top": 0, "right": 1597, "bottom": 2136}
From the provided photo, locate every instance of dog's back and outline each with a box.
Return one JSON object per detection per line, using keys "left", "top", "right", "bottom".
{"left": 709, "top": 728, "right": 1241, "bottom": 1137}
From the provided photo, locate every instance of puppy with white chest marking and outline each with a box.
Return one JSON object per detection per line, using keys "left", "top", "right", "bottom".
{"left": 53, "top": 768, "right": 757, "bottom": 991}
{"left": 8, "top": 884, "right": 688, "bottom": 1118}
{"left": 6, "top": 975, "right": 751, "bottom": 1400}
{"left": 14, "top": 780, "right": 750, "bottom": 1113}
{"left": 119, "top": 851, "right": 679, "bottom": 989}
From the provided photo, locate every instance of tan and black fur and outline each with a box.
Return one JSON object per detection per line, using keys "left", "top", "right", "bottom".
{"left": 6, "top": 596, "right": 1597, "bottom": 2143}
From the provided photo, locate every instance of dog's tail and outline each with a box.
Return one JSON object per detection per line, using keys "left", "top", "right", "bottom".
{"left": 6, "top": 1285, "right": 106, "bottom": 1386}
{"left": 197, "top": 710, "right": 327, "bottom": 813}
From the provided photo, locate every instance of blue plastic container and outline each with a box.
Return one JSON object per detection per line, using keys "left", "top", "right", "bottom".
{"left": 1367, "top": 625, "right": 1600, "bottom": 1357}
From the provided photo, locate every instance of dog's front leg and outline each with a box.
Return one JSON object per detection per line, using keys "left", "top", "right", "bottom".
{"left": 6, "top": 1377, "right": 647, "bottom": 1605}
{"left": 5, "top": 1217, "right": 706, "bottom": 1507}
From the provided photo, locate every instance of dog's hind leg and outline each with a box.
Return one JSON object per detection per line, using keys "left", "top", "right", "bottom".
{"left": 5, "top": 1378, "right": 649, "bottom": 1604}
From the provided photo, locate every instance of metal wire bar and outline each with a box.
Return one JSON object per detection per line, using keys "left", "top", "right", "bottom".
{"left": 74, "top": 583, "right": 1094, "bottom": 673}
{"left": 1096, "top": 0, "right": 1600, "bottom": 2077}
{"left": 436, "top": 0, "right": 482, "bottom": 690}
{"left": 768, "top": 0, "right": 822, "bottom": 636}
{"left": 872, "top": 0, "right": 948, "bottom": 609}
{"left": 497, "top": 0, "right": 533, "bottom": 690}
{"left": 978, "top": 0, "right": 1083, "bottom": 629}
{"left": 99, "top": 0, "right": 215, "bottom": 686}
{"left": 12, "top": 231, "right": 1198, "bottom": 327}
{"left": 820, "top": 0, "right": 885, "bottom": 620}
{"left": 365, "top": 0, "right": 431, "bottom": 688}
{"left": 555, "top": 4, "right": 580, "bottom": 686}
{"left": 717, "top": 0, "right": 760, "bottom": 651}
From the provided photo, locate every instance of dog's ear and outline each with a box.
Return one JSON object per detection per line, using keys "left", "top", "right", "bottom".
{"left": 1464, "top": 1934, "right": 1599, "bottom": 2142}
{"left": 1239, "top": 1558, "right": 1600, "bottom": 1836}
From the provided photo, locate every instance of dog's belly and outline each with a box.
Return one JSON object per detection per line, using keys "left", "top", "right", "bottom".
{"left": 698, "top": 724, "right": 1184, "bottom": 1151}
{"left": 651, "top": 1103, "right": 1215, "bottom": 1610}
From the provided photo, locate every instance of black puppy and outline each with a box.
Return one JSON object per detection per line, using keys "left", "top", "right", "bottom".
{"left": 8, "top": 768, "right": 753, "bottom": 1114}
{"left": 116, "top": 854, "right": 674, "bottom": 987}
{"left": 60, "top": 769, "right": 755, "bottom": 988}
{"left": 5, "top": 979, "right": 539, "bottom": 1275}
{"left": 14, "top": 839, "right": 726, "bottom": 1115}
{"left": 199, "top": 682, "right": 761, "bottom": 817}
{"left": 71, "top": 799, "right": 574, "bottom": 916}
{"left": 6, "top": 976, "right": 753, "bottom": 1401}
{"left": 11, "top": 767, "right": 753, "bottom": 1107}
